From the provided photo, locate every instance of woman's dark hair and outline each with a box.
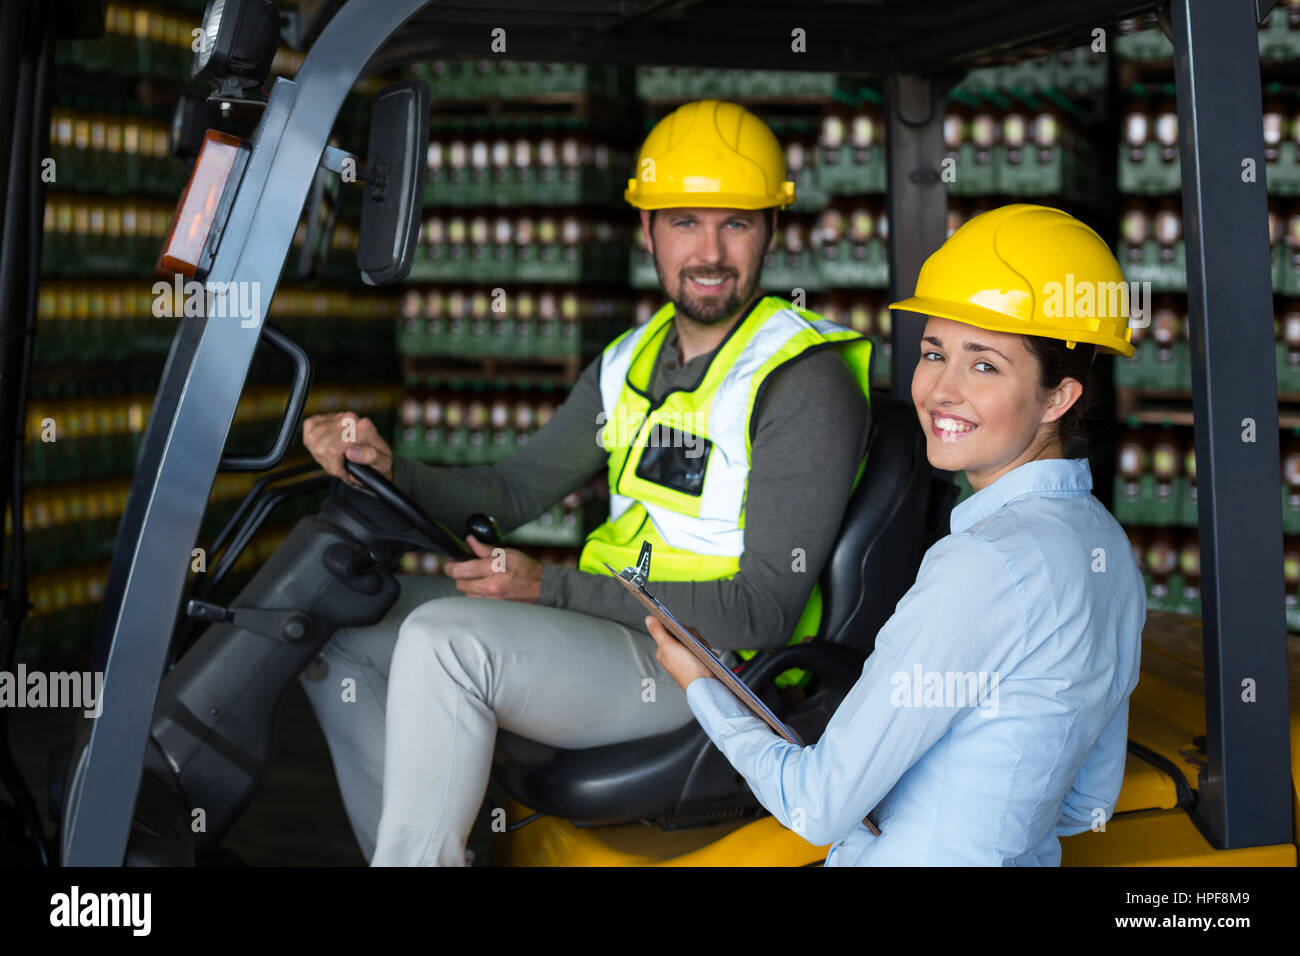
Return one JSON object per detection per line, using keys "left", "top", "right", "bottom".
{"left": 1021, "top": 335, "right": 1098, "bottom": 458}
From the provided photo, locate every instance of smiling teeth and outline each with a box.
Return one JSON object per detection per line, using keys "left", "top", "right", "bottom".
{"left": 936, "top": 417, "right": 974, "bottom": 444}
{"left": 692, "top": 277, "right": 725, "bottom": 286}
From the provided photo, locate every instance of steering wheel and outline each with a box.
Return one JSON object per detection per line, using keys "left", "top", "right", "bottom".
{"left": 342, "top": 459, "right": 474, "bottom": 557}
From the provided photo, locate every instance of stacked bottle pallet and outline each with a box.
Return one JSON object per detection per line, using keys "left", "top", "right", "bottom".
{"left": 1111, "top": 10, "right": 1300, "bottom": 633}
{"left": 397, "top": 61, "right": 642, "bottom": 570}
{"left": 17, "top": 2, "right": 400, "bottom": 660}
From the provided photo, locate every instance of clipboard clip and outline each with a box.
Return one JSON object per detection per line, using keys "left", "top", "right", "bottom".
{"left": 620, "top": 541, "right": 653, "bottom": 589}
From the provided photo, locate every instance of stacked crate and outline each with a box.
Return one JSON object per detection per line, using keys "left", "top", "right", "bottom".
{"left": 396, "top": 62, "right": 639, "bottom": 575}
{"left": 1108, "top": 10, "right": 1300, "bottom": 632}
{"left": 17, "top": 2, "right": 402, "bottom": 660}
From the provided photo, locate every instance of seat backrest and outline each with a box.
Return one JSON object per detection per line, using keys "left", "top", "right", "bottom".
{"left": 817, "top": 391, "right": 953, "bottom": 656}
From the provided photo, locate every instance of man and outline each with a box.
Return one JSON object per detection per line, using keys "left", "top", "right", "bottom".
{"left": 298, "top": 99, "right": 874, "bottom": 865}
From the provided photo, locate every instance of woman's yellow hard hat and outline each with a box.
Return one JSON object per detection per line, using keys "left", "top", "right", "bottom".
{"left": 625, "top": 99, "right": 796, "bottom": 211}
{"left": 889, "top": 204, "right": 1136, "bottom": 356}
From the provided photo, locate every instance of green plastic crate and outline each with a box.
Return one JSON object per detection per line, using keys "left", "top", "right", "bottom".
{"left": 763, "top": 249, "right": 825, "bottom": 294}
{"left": 1115, "top": 28, "right": 1175, "bottom": 62}
{"left": 952, "top": 66, "right": 1004, "bottom": 96}
{"left": 1053, "top": 49, "right": 1108, "bottom": 96}
{"left": 1117, "top": 141, "right": 1181, "bottom": 195}
{"left": 998, "top": 142, "right": 1101, "bottom": 202}
{"left": 1258, "top": 10, "right": 1300, "bottom": 62}
{"left": 947, "top": 144, "right": 999, "bottom": 196}
{"left": 815, "top": 145, "right": 887, "bottom": 194}
{"left": 815, "top": 240, "right": 889, "bottom": 289}
{"left": 628, "top": 248, "right": 659, "bottom": 289}
{"left": 1118, "top": 239, "right": 1186, "bottom": 292}
{"left": 505, "top": 502, "right": 586, "bottom": 547}
{"left": 1276, "top": 342, "right": 1300, "bottom": 394}
{"left": 1275, "top": 245, "right": 1300, "bottom": 296}
{"left": 999, "top": 56, "right": 1055, "bottom": 94}
{"left": 870, "top": 335, "right": 892, "bottom": 385}
{"left": 1282, "top": 485, "right": 1300, "bottom": 535}
{"left": 1267, "top": 141, "right": 1300, "bottom": 196}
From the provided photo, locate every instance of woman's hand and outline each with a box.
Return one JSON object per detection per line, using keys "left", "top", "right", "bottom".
{"left": 443, "top": 535, "right": 544, "bottom": 603}
{"left": 645, "top": 616, "right": 714, "bottom": 692}
{"left": 302, "top": 410, "right": 394, "bottom": 483}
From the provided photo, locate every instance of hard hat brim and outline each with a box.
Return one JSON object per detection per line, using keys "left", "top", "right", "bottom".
{"left": 625, "top": 177, "right": 795, "bottom": 211}
{"left": 888, "top": 294, "right": 1136, "bottom": 358}
{"left": 627, "top": 195, "right": 792, "bottom": 211}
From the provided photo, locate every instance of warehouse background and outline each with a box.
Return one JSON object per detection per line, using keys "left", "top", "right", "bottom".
{"left": 16, "top": 0, "right": 1300, "bottom": 676}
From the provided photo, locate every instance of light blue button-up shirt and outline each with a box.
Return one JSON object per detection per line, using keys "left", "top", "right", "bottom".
{"left": 686, "top": 457, "right": 1146, "bottom": 865}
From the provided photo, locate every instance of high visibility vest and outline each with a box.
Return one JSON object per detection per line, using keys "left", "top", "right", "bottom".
{"left": 579, "top": 295, "right": 873, "bottom": 686}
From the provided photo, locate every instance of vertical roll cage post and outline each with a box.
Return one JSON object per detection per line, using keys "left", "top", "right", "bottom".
{"left": 61, "top": 0, "right": 436, "bottom": 866}
{"left": 1169, "top": 0, "right": 1290, "bottom": 850}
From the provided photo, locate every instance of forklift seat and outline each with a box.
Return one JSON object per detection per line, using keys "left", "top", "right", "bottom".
{"left": 491, "top": 391, "right": 954, "bottom": 824}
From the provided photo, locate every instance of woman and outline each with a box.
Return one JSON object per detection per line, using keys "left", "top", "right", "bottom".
{"left": 648, "top": 204, "right": 1147, "bottom": 866}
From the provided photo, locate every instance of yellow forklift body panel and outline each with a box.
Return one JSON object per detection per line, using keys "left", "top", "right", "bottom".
{"left": 1060, "top": 811, "right": 1295, "bottom": 867}
{"left": 492, "top": 798, "right": 829, "bottom": 867}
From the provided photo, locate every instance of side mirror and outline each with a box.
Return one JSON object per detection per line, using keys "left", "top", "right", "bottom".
{"left": 357, "top": 79, "right": 428, "bottom": 286}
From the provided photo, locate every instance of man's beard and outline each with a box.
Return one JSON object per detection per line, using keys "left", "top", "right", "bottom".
{"left": 656, "top": 261, "right": 757, "bottom": 326}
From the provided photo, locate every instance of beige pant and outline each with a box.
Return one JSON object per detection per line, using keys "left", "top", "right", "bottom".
{"left": 298, "top": 573, "right": 696, "bottom": 865}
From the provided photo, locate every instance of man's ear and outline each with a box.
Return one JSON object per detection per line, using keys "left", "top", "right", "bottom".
{"left": 640, "top": 209, "right": 654, "bottom": 255}
{"left": 767, "top": 209, "right": 779, "bottom": 254}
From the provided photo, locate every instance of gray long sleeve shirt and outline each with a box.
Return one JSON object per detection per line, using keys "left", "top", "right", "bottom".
{"left": 390, "top": 308, "right": 872, "bottom": 651}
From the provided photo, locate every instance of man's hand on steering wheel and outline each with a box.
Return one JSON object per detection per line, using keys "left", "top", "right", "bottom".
{"left": 306, "top": 409, "right": 544, "bottom": 598}
{"left": 303, "top": 410, "right": 393, "bottom": 484}
{"left": 444, "top": 535, "right": 544, "bottom": 604}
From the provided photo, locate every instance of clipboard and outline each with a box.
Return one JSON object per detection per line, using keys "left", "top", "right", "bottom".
{"left": 604, "top": 541, "right": 805, "bottom": 746}
{"left": 604, "top": 540, "right": 882, "bottom": 838}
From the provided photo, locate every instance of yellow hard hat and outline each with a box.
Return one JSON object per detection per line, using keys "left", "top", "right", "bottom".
{"left": 889, "top": 204, "right": 1136, "bottom": 357}
{"left": 625, "top": 99, "right": 796, "bottom": 211}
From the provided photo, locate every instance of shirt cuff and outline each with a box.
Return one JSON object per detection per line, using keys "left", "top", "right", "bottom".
{"left": 538, "top": 563, "right": 567, "bottom": 609}
{"left": 686, "top": 676, "right": 764, "bottom": 733}
{"left": 390, "top": 455, "right": 416, "bottom": 498}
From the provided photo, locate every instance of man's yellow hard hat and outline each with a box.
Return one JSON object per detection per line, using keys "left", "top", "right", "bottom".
{"left": 625, "top": 99, "right": 796, "bottom": 211}
{"left": 889, "top": 204, "right": 1136, "bottom": 357}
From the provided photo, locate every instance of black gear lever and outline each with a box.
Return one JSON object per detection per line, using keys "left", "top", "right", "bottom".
{"left": 465, "top": 513, "right": 502, "bottom": 548}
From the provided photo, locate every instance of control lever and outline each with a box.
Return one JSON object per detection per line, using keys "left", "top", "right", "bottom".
{"left": 186, "top": 599, "right": 312, "bottom": 643}
{"left": 322, "top": 542, "right": 391, "bottom": 595}
{"left": 465, "top": 513, "right": 503, "bottom": 548}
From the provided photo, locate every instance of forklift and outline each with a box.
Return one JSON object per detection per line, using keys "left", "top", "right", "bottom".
{"left": 0, "top": 0, "right": 1294, "bottom": 866}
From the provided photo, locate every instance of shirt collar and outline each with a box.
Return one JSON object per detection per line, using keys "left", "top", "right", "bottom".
{"left": 950, "top": 457, "right": 1093, "bottom": 535}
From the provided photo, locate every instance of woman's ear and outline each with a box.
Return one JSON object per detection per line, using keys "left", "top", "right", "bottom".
{"left": 1040, "top": 376, "right": 1084, "bottom": 425}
